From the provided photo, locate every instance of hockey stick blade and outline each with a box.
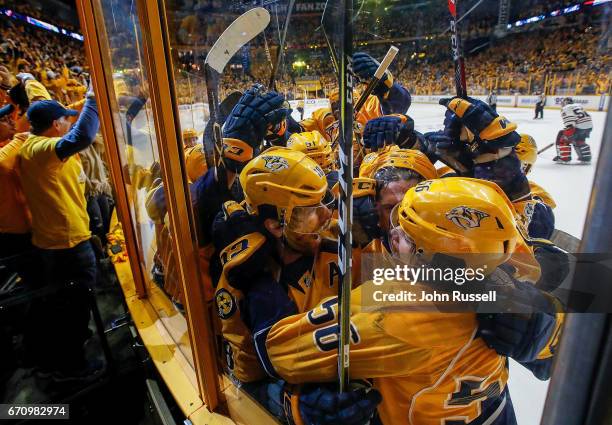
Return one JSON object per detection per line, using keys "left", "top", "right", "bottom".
{"left": 205, "top": 7, "right": 271, "bottom": 73}
{"left": 538, "top": 142, "right": 555, "bottom": 154}
{"left": 203, "top": 8, "right": 269, "bottom": 171}
{"left": 354, "top": 45, "right": 398, "bottom": 114}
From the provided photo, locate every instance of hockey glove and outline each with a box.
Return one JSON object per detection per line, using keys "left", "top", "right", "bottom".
{"left": 533, "top": 241, "right": 570, "bottom": 293}
{"left": 424, "top": 129, "right": 474, "bottom": 174}
{"left": 353, "top": 177, "right": 381, "bottom": 245}
{"left": 353, "top": 51, "right": 393, "bottom": 97}
{"left": 514, "top": 199, "right": 555, "bottom": 240}
{"left": 212, "top": 200, "right": 271, "bottom": 291}
{"left": 439, "top": 96, "right": 520, "bottom": 150}
{"left": 223, "top": 84, "right": 292, "bottom": 169}
{"left": 477, "top": 267, "right": 560, "bottom": 363}
{"left": 278, "top": 381, "right": 382, "bottom": 425}
{"left": 362, "top": 114, "right": 415, "bottom": 152}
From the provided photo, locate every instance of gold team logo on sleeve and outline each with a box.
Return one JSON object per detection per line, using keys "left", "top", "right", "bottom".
{"left": 446, "top": 206, "right": 490, "bottom": 229}
{"left": 215, "top": 288, "right": 236, "bottom": 320}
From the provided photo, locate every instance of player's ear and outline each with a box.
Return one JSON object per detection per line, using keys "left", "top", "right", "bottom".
{"left": 263, "top": 218, "right": 283, "bottom": 238}
{"left": 388, "top": 227, "right": 401, "bottom": 256}
{"left": 52, "top": 117, "right": 62, "bottom": 133}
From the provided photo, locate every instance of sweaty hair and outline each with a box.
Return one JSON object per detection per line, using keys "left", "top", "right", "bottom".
{"left": 374, "top": 166, "right": 424, "bottom": 200}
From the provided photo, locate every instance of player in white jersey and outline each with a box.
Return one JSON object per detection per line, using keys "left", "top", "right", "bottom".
{"left": 553, "top": 97, "right": 593, "bottom": 164}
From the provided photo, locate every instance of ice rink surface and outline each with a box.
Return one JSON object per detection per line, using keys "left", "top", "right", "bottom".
{"left": 168, "top": 102, "right": 606, "bottom": 425}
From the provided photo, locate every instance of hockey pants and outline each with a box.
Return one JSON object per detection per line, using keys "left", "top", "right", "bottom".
{"left": 556, "top": 129, "right": 592, "bottom": 162}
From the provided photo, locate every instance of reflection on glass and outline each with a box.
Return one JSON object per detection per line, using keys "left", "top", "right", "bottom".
{"left": 96, "top": 0, "right": 192, "bottom": 361}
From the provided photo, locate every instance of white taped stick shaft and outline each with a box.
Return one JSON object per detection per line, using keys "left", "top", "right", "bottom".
{"left": 373, "top": 45, "right": 399, "bottom": 79}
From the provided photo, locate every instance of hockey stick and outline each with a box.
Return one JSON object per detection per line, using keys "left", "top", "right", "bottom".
{"left": 203, "top": 7, "right": 271, "bottom": 170}
{"left": 321, "top": 1, "right": 340, "bottom": 79}
{"left": 448, "top": 0, "right": 467, "bottom": 98}
{"left": 354, "top": 45, "right": 398, "bottom": 114}
{"left": 538, "top": 142, "right": 555, "bottom": 154}
{"left": 442, "top": 0, "right": 471, "bottom": 174}
{"left": 322, "top": 0, "right": 354, "bottom": 393}
{"left": 268, "top": 0, "right": 295, "bottom": 90}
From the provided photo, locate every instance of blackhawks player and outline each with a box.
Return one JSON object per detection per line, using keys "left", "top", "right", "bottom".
{"left": 553, "top": 97, "right": 593, "bottom": 164}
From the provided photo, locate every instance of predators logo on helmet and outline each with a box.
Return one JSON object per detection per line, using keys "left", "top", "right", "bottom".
{"left": 263, "top": 155, "right": 290, "bottom": 172}
{"left": 446, "top": 206, "right": 490, "bottom": 229}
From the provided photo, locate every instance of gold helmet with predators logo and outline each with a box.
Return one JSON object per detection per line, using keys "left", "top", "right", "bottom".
{"left": 359, "top": 146, "right": 437, "bottom": 181}
{"left": 286, "top": 131, "right": 336, "bottom": 173}
{"left": 374, "top": 148, "right": 437, "bottom": 180}
{"left": 392, "top": 177, "right": 520, "bottom": 272}
{"left": 516, "top": 133, "right": 538, "bottom": 174}
{"left": 240, "top": 147, "right": 329, "bottom": 229}
{"left": 358, "top": 145, "right": 397, "bottom": 178}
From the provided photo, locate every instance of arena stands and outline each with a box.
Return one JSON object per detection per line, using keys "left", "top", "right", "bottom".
{"left": 1, "top": 0, "right": 609, "bottom": 104}
{"left": 0, "top": 17, "right": 87, "bottom": 104}
{"left": 169, "top": 1, "right": 610, "bottom": 101}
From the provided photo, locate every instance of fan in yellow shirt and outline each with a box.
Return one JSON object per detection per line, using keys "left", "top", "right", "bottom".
{"left": 18, "top": 91, "right": 103, "bottom": 379}
{"left": 0, "top": 116, "right": 37, "bottom": 284}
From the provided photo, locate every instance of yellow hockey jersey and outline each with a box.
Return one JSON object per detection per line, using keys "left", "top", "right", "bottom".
{"left": 528, "top": 180, "right": 556, "bottom": 209}
{"left": 264, "top": 286, "right": 510, "bottom": 425}
{"left": 214, "top": 238, "right": 359, "bottom": 382}
{"left": 300, "top": 95, "right": 383, "bottom": 142}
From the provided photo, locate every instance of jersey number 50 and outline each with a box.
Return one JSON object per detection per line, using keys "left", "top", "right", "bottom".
{"left": 307, "top": 298, "right": 360, "bottom": 352}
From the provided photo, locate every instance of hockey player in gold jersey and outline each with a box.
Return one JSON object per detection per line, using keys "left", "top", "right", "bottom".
{"left": 296, "top": 52, "right": 411, "bottom": 145}
{"left": 353, "top": 147, "right": 437, "bottom": 249}
{"left": 286, "top": 130, "right": 339, "bottom": 190}
{"left": 244, "top": 178, "right": 562, "bottom": 425}
{"left": 212, "top": 146, "right": 383, "bottom": 424}
{"left": 513, "top": 133, "right": 556, "bottom": 240}
{"left": 212, "top": 147, "right": 347, "bottom": 383}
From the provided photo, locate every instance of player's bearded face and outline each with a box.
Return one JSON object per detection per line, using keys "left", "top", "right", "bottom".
{"left": 377, "top": 179, "right": 419, "bottom": 232}
{"left": 283, "top": 194, "right": 334, "bottom": 255}
{"left": 388, "top": 204, "right": 421, "bottom": 266}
